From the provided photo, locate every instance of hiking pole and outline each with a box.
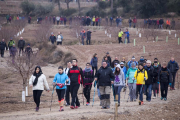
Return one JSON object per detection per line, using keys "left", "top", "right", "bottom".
{"left": 50, "top": 84, "right": 56, "bottom": 111}
{"left": 92, "top": 81, "right": 96, "bottom": 107}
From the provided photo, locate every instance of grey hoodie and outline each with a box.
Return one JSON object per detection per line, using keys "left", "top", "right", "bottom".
{"left": 114, "top": 64, "right": 125, "bottom": 86}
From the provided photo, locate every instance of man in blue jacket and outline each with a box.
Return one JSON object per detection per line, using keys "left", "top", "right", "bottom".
{"left": 167, "top": 57, "right": 179, "bottom": 90}
{"left": 124, "top": 29, "right": 130, "bottom": 43}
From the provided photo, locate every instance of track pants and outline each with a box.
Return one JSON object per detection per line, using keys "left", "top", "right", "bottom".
{"left": 152, "top": 83, "right": 159, "bottom": 97}
{"left": 128, "top": 83, "right": 136, "bottom": 101}
{"left": 70, "top": 84, "right": 80, "bottom": 107}
{"left": 83, "top": 85, "right": 92, "bottom": 103}
{"left": 161, "top": 82, "right": 169, "bottom": 98}
{"left": 99, "top": 86, "right": 111, "bottom": 108}
{"left": 65, "top": 85, "right": 71, "bottom": 105}
{"left": 33, "top": 90, "right": 43, "bottom": 107}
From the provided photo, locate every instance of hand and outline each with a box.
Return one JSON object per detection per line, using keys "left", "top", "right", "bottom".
{"left": 126, "top": 83, "right": 128, "bottom": 86}
{"left": 94, "top": 78, "right": 97, "bottom": 81}
{"left": 66, "top": 80, "right": 69, "bottom": 83}
{"left": 144, "top": 77, "right": 146, "bottom": 80}
{"left": 111, "top": 81, "right": 114, "bottom": 84}
{"left": 53, "top": 82, "right": 56, "bottom": 86}
{"left": 169, "top": 83, "right": 172, "bottom": 86}
{"left": 132, "top": 77, "right": 135, "bottom": 80}
{"left": 157, "top": 82, "right": 159, "bottom": 84}
{"left": 47, "top": 89, "right": 50, "bottom": 92}
{"left": 29, "top": 85, "right": 33, "bottom": 87}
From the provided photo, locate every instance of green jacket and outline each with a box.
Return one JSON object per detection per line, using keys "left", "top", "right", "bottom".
{"left": 126, "top": 67, "right": 137, "bottom": 83}
{"left": 8, "top": 40, "right": 15, "bottom": 47}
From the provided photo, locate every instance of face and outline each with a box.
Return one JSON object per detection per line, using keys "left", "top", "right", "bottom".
{"left": 58, "top": 32, "right": 60, "bottom": 34}
{"left": 95, "top": 55, "right": 97, "bottom": 57}
{"left": 2, "top": 39, "right": 4, "bottom": 42}
{"left": 154, "top": 63, "right": 158, "bottom": 66}
{"left": 143, "top": 63, "right": 146, "bottom": 66}
{"left": 107, "top": 54, "right": 109, "bottom": 57}
{"left": 72, "top": 60, "right": 77, "bottom": 66}
{"left": 102, "top": 62, "right": 107, "bottom": 68}
{"left": 120, "top": 64, "right": 124, "bottom": 68}
{"left": 116, "top": 67, "right": 120, "bottom": 71}
{"left": 86, "top": 64, "right": 90, "bottom": 68}
{"left": 139, "top": 65, "right": 143, "bottom": 70}
{"left": 146, "top": 62, "right": 151, "bottom": 67}
{"left": 162, "top": 65, "right": 166, "bottom": 68}
{"left": 171, "top": 57, "right": 174, "bottom": 61}
{"left": 132, "top": 59, "right": 135, "bottom": 62}
{"left": 115, "top": 57, "right": 118, "bottom": 60}
{"left": 68, "top": 62, "right": 72, "bottom": 68}
{"left": 36, "top": 68, "right": 40, "bottom": 73}
{"left": 105, "top": 57, "right": 108, "bottom": 60}
{"left": 58, "top": 69, "right": 63, "bottom": 74}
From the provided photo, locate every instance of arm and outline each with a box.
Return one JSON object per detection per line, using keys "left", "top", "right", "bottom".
{"left": 134, "top": 70, "right": 137, "bottom": 79}
{"left": 29, "top": 75, "right": 33, "bottom": 86}
{"left": 168, "top": 70, "right": 172, "bottom": 83}
{"left": 110, "top": 69, "right": 115, "bottom": 81}
{"left": 126, "top": 69, "right": 129, "bottom": 79}
{"left": 53, "top": 74, "right": 57, "bottom": 83}
{"left": 176, "top": 63, "right": 179, "bottom": 71}
{"left": 5, "top": 43, "right": 8, "bottom": 50}
{"left": 43, "top": 75, "right": 50, "bottom": 90}
{"left": 122, "top": 72, "right": 125, "bottom": 86}
{"left": 145, "top": 70, "right": 148, "bottom": 80}
{"left": 80, "top": 68, "right": 84, "bottom": 84}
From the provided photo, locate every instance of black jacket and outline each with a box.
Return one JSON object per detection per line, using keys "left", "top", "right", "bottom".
{"left": 144, "top": 66, "right": 154, "bottom": 85}
{"left": 25, "top": 47, "right": 33, "bottom": 56}
{"left": 0, "top": 41, "right": 8, "bottom": 50}
{"left": 82, "top": 69, "right": 94, "bottom": 85}
{"left": 18, "top": 40, "right": 25, "bottom": 48}
{"left": 107, "top": 56, "right": 111, "bottom": 66}
{"left": 95, "top": 66, "right": 115, "bottom": 86}
{"left": 158, "top": 67, "right": 171, "bottom": 83}
{"left": 68, "top": 65, "right": 84, "bottom": 85}
{"left": 49, "top": 35, "right": 56, "bottom": 42}
{"left": 167, "top": 61, "right": 179, "bottom": 73}
{"left": 87, "top": 31, "right": 92, "bottom": 38}
{"left": 153, "top": 66, "right": 161, "bottom": 83}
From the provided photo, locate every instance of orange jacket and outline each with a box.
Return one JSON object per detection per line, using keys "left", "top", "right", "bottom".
{"left": 166, "top": 20, "right": 170, "bottom": 25}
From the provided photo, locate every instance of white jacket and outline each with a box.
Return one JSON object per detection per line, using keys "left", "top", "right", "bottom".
{"left": 57, "top": 35, "right": 62, "bottom": 42}
{"left": 29, "top": 74, "right": 50, "bottom": 90}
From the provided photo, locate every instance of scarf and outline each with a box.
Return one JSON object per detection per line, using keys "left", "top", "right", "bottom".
{"left": 154, "top": 65, "right": 158, "bottom": 68}
{"left": 170, "top": 60, "right": 175, "bottom": 63}
{"left": 85, "top": 67, "right": 91, "bottom": 72}
{"left": 132, "top": 67, "right": 136, "bottom": 69}
{"left": 33, "top": 66, "right": 43, "bottom": 86}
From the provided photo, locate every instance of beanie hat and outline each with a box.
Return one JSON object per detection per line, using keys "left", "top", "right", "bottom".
{"left": 131, "top": 62, "right": 136, "bottom": 67}
{"left": 120, "top": 62, "right": 124, "bottom": 65}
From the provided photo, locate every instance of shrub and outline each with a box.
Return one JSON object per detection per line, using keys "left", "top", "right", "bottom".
{"left": 61, "top": 8, "right": 77, "bottom": 16}
{"left": 98, "top": 1, "right": 108, "bottom": 9}
{"left": 20, "top": 0, "right": 35, "bottom": 15}
{"left": 34, "top": 4, "right": 54, "bottom": 16}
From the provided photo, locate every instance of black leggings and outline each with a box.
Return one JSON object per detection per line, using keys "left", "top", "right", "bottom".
{"left": 65, "top": 85, "right": 71, "bottom": 104}
{"left": 70, "top": 84, "right": 80, "bottom": 106}
{"left": 33, "top": 90, "right": 43, "bottom": 107}
{"left": 83, "top": 85, "right": 92, "bottom": 103}
{"left": 56, "top": 89, "right": 65, "bottom": 102}
{"left": 161, "top": 82, "right": 169, "bottom": 98}
{"left": 57, "top": 42, "right": 62, "bottom": 45}
{"left": 118, "top": 37, "right": 123, "bottom": 43}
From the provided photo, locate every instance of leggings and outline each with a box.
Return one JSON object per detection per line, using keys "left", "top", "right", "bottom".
{"left": 83, "top": 85, "right": 92, "bottom": 103}
{"left": 33, "top": 90, "right": 43, "bottom": 107}
{"left": 161, "top": 82, "right": 169, "bottom": 98}
{"left": 70, "top": 84, "right": 80, "bottom": 106}
{"left": 56, "top": 89, "right": 65, "bottom": 102}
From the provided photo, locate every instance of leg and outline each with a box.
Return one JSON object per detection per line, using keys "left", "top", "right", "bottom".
{"left": 147, "top": 84, "right": 152, "bottom": 101}
{"left": 164, "top": 83, "right": 169, "bottom": 99}
{"left": 153, "top": 83, "right": 156, "bottom": 97}
{"left": 95, "top": 66, "right": 97, "bottom": 75}
{"left": 104, "top": 86, "right": 111, "bottom": 108}
{"left": 172, "top": 72, "right": 176, "bottom": 89}
{"left": 35, "top": 90, "right": 43, "bottom": 108}
{"left": 87, "top": 85, "right": 92, "bottom": 103}
{"left": 86, "top": 39, "right": 88, "bottom": 45}
{"left": 60, "top": 89, "right": 65, "bottom": 106}
{"left": 132, "top": 83, "right": 137, "bottom": 100}
{"left": 60, "top": 42, "right": 62, "bottom": 45}
{"left": 89, "top": 38, "right": 91, "bottom": 45}
{"left": 118, "top": 37, "right": 120, "bottom": 43}
{"left": 97, "top": 88, "right": 101, "bottom": 100}
{"left": 74, "top": 84, "right": 80, "bottom": 106}
{"left": 65, "top": 85, "right": 70, "bottom": 105}
{"left": 83, "top": 85, "right": 88, "bottom": 101}
{"left": 127, "top": 37, "right": 130, "bottom": 43}
{"left": 99, "top": 86, "right": 105, "bottom": 107}
{"left": 92, "top": 67, "right": 95, "bottom": 75}
{"left": 128, "top": 83, "right": 133, "bottom": 101}
{"left": 1, "top": 49, "right": 4, "bottom": 57}
{"left": 161, "top": 83, "right": 165, "bottom": 98}
{"left": 117, "top": 86, "right": 123, "bottom": 103}
{"left": 33, "top": 90, "right": 38, "bottom": 106}
{"left": 57, "top": 42, "right": 59, "bottom": 45}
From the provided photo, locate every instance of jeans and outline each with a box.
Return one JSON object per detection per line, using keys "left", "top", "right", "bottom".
{"left": 92, "top": 66, "right": 97, "bottom": 75}
{"left": 81, "top": 38, "right": 84, "bottom": 45}
{"left": 97, "top": 88, "right": 101, "bottom": 99}
{"left": 144, "top": 84, "right": 152, "bottom": 101}
{"left": 114, "top": 86, "right": 124, "bottom": 103}
{"left": 129, "top": 23, "right": 131, "bottom": 28}
{"left": 86, "top": 38, "right": 91, "bottom": 45}
{"left": 128, "top": 83, "right": 136, "bottom": 101}
{"left": 125, "top": 36, "right": 130, "bottom": 43}
{"left": 137, "top": 85, "right": 143, "bottom": 101}
{"left": 171, "top": 72, "right": 176, "bottom": 89}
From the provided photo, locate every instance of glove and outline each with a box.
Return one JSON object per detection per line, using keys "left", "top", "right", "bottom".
{"left": 132, "top": 77, "right": 135, "bottom": 80}
{"left": 169, "top": 83, "right": 171, "bottom": 86}
{"left": 144, "top": 77, "right": 146, "bottom": 80}
{"left": 157, "top": 82, "right": 159, "bottom": 84}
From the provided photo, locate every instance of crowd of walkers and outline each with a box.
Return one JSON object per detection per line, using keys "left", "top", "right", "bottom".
{"left": 27, "top": 51, "right": 179, "bottom": 111}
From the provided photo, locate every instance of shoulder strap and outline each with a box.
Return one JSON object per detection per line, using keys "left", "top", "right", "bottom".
{"left": 144, "top": 70, "right": 145, "bottom": 78}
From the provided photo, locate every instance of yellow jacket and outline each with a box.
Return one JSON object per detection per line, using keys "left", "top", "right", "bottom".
{"left": 92, "top": 17, "right": 95, "bottom": 22}
{"left": 118, "top": 31, "right": 123, "bottom": 37}
{"left": 134, "top": 69, "right": 148, "bottom": 85}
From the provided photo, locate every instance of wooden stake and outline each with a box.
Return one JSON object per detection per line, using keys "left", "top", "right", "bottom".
{"left": 114, "top": 95, "right": 118, "bottom": 120}
{"left": 134, "top": 39, "right": 136, "bottom": 46}
{"left": 178, "top": 38, "right": 179, "bottom": 45}
{"left": 143, "top": 46, "right": 145, "bottom": 53}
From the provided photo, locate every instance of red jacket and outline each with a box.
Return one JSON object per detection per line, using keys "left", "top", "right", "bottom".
{"left": 95, "top": 18, "right": 99, "bottom": 22}
{"left": 133, "top": 18, "right": 137, "bottom": 23}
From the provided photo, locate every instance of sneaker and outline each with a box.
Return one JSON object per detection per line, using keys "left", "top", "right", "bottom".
{"left": 164, "top": 98, "right": 167, "bottom": 101}
{"left": 75, "top": 106, "right": 80, "bottom": 109}
{"left": 139, "top": 101, "right": 141, "bottom": 105}
{"left": 161, "top": 97, "right": 163, "bottom": 100}
{"left": 141, "top": 101, "right": 144, "bottom": 105}
{"left": 65, "top": 103, "right": 70, "bottom": 106}
{"left": 86, "top": 102, "right": 89, "bottom": 106}
{"left": 153, "top": 96, "right": 156, "bottom": 99}
{"left": 118, "top": 103, "right": 120, "bottom": 107}
{"left": 101, "top": 106, "right": 106, "bottom": 109}
{"left": 36, "top": 107, "right": 39, "bottom": 112}
{"left": 70, "top": 106, "right": 75, "bottom": 109}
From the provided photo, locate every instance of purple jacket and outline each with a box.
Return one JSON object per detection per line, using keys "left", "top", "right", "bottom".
{"left": 10, "top": 47, "right": 17, "bottom": 56}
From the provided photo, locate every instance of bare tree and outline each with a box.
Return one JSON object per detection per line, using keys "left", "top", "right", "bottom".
{"left": 111, "top": 0, "right": 113, "bottom": 13}
{"left": 65, "top": 0, "right": 71, "bottom": 10}
{"left": 77, "top": 0, "right": 81, "bottom": 15}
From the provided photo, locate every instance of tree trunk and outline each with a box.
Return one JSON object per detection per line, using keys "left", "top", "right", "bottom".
{"left": 57, "top": 0, "right": 61, "bottom": 14}
{"left": 111, "top": 0, "right": 113, "bottom": 13}
{"left": 77, "top": 0, "right": 80, "bottom": 15}
{"left": 67, "top": 1, "right": 69, "bottom": 10}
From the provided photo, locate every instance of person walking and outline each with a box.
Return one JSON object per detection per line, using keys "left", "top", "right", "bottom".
{"left": 116, "top": 16, "right": 120, "bottom": 27}
{"left": 111, "top": 56, "right": 120, "bottom": 68}
{"left": 144, "top": 60, "right": 154, "bottom": 102}
{"left": 114, "top": 64, "right": 125, "bottom": 106}
{"left": 8, "top": 38, "right": 15, "bottom": 56}
{"left": 56, "top": 16, "right": 60, "bottom": 25}
{"left": 159, "top": 18, "right": 164, "bottom": 29}
{"left": 106, "top": 52, "right": 112, "bottom": 65}
{"left": 53, "top": 66, "right": 69, "bottom": 111}
{"left": 82, "top": 63, "right": 94, "bottom": 106}
{"left": 129, "top": 17, "right": 132, "bottom": 28}
{"left": 49, "top": 32, "right": 56, "bottom": 45}
{"left": 152, "top": 61, "right": 161, "bottom": 99}
{"left": 126, "top": 62, "right": 137, "bottom": 102}
{"left": 95, "top": 61, "right": 115, "bottom": 109}
{"left": 95, "top": 16, "right": 99, "bottom": 26}
{"left": 118, "top": 29, "right": 123, "bottom": 43}
{"left": 0, "top": 39, "right": 8, "bottom": 57}
{"left": 29, "top": 66, "right": 50, "bottom": 112}
{"left": 92, "top": 16, "right": 95, "bottom": 26}
{"left": 167, "top": 57, "right": 179, "bottom": 90}
{"left": 124, "top": 29, "right": 130, "bottom": 43}
{"left": 18, "top": 37, "right": 25, "bottom": 56}
{"left": 158, "top": 62, "right": 172, "bottom": 101}
{"left": 64, "top": 62, "right": 72, "bottom": 106}
{"left": 86, "top": 29, "right": 92, "bottom": 45}
{"left": 134, "top": 63, "right": 148, "bottom": 105}
{"left": 28, "top": 16, "right": 31, "bottom": 24}
{"left": 133, "top": 17, "right": 137, "bottom": 28}
{"left": 10, "top": 44, "right": 17, "bottom": 63}
{"left": 25, "top": 44, "right": 33, "bottom": 62}
{"left": 80, "top": 29, "right": 86, "bottom": 45}
{"left": 53, "top": 16, "right": 56, "bottom": 24}
{"left": 56, "top": 32, "right": 63, "bottom": 45}
{"left": 68, "top": 59, "right": 84, "bottom": 109}
{"left": 166, "top": 19, "right": 171, "bottom": 29}
{"left": 120, "top": 62, "right": 127, "bottom": 80}
{"left": 90, "top": 53, "right": 98, "bottom": 75}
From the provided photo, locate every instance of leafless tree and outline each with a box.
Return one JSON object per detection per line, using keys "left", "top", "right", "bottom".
{"left": 65, "top": 0, "right": 71, "bottom": 10}
{"left": 77, "top": 0, "right": 81, "bottom": 15}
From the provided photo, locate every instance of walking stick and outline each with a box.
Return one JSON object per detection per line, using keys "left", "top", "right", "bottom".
{"left": 50, "top": 85, "right": 56, "bottom": 111}
{"left": 92, "top": 81, "right": 96, "bottom": 107}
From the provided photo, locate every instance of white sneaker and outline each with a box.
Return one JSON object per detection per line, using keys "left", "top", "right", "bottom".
{"left": 152, "top": 96, "right": 156, "bottom": 99}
